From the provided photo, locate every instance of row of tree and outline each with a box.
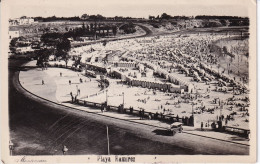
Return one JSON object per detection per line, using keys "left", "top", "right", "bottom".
{"left": 149, "top": 13, "right": 249, "bottom": 27}
{"left": 63, "top": 22, "right": 136, "bottom": 40}
{"left": 64, "top": 23, "right": 118, "bottom": 39}
{"left": 34, "top": 16, "right": 81, "bottom": 22}
{"left": 33, "top": 14, "right": 142, "bottom": 22}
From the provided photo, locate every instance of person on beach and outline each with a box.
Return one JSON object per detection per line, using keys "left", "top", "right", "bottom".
{"left": 42, "top": 80, "right": 44, "bottom": 85}
{"left": 179, "top": 125, "right": 183, "bottom": 133}
{"left": 69, "top": 80, "right": 71, "bottom": 85}
{"left": 74, "top": 95, "right": 77, "bottom": 103}
{"left": 71, "top": 95, "right": 74, "bottom": 103}
{"left": 148, "top": 112, "right": 152, "bottom": 120}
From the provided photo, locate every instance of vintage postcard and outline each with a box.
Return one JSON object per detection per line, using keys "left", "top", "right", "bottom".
{"left": 1, "top": 0, "right": 257, "bottom": 163}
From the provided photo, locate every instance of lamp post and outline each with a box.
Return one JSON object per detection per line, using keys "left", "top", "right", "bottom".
{"left": 106, "top": 125, "right": 110, "bottom": 155}
{"left": 220, "top": 99, "right": 223, "bottom": 121}
{"left": 122, "top": 92, "right": 125, "bottom": 106}
{"left": 106, "top": 89, "right": 108, "bottom": 104}
{"left": 191, "top": 102, "right": 197, "bottom": 117}
{"left": 190, "top": 102, "right": 196, "bottom": 127}
{"left": 9, "top": 140, "right": 14, "bottom": 156}
{"left": 192, "top": 103, "right": 194, "bottom": 116}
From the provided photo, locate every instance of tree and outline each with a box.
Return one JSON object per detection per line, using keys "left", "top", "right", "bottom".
{"left": 73, "top": 56, "right": 82, "bottom": 68}
{"left": 56, "top": 38, "right": 71, "bottom": 67}
{"left": 119, "top": 23, "right": 136, "bottom": 34}
{"left": 36, "top": 48, "right": 54, "bottom": 67}
{"left": 90, "top": 23, "right": 93, "bottom": 31}
{"left": 81, "top": 14, "right": 89, "bottom": 20}
{"left": 82, "top": 23, "right": 86, "bottom": 33}
{"left": 9, "top": 38, "right": 19, "bottom": 54}
{"left": 86, "top": 24, "right": 90, "bottom": 32}
{"left": 220, "top": 19, "right": 230, "bottom": 26}
{"left": 96, "top": 14, "right": 105, "bottom": 20}
{"left": 98, "top": 23, "right": 101, "bottom": 34}
{"left": 161, "top": 13, "right": 172, "bottom": 20}
{"left": 106, "top": 26, "right": 109, "bottom": 36}
{"left": 94, "top": 22, "right": 97, "bottom": 31}
{"left": 112, "top": 26, "right": 117, "bottom": 36}
{"left": 41, "top": 32, "right": 62, "bottom": 47}
{"left": 57, "top": 50, "right": 70, "bottom": 67}
{"left": 57, "top": 38, "right": 71, "bottom": 52}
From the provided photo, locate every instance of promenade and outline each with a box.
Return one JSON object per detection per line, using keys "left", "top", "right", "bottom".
{"left": 19, "top": 61, "right": 250, "bottom": 146}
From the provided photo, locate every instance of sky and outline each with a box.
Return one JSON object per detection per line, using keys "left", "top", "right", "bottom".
{"left": 6, "top": 0, "right": 250, "bottom": 19}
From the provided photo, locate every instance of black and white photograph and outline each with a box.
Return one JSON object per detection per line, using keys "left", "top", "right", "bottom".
{"left": 1, "top": 0, "right": 257, "bottom": 163}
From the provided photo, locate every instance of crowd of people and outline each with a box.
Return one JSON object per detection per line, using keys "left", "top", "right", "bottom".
{"left": 54, "top": 31, "right": 250, "bottom": 129}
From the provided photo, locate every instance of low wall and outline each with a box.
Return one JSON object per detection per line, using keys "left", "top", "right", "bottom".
{"left": 74, "top": 99, "right": 194, "bottom": 126}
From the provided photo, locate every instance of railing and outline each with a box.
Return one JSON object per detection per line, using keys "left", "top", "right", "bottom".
{"left": 222, "top": 126, "right": 250, "bottom": 138}
{"left": 75, "top": 99, "right": 194, "bottom": 126}
{"left": 48, "top": 63, "right": 82, "bottom": 72}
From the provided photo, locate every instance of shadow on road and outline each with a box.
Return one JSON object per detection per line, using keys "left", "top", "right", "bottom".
{"left": 152, "top": 129, "right": 176, "bottom": 136}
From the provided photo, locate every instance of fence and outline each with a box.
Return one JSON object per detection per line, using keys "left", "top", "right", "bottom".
{"left": 48, "top": 63, "right": 82, "bottom": 72}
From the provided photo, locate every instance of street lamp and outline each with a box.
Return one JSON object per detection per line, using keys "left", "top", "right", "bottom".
{"left": 220, "top": 99, "right": 223, "bottom": 121}
{"left": 190, "top": 102, "right": 197, "bottom": 127}
{"left": 106, "top": 89, "right": 108, "bottom": 104}
{"left": 9, "top": 140, "right": 14, "bottom": 156}
{"left": 122, "top": 92, "right": 125, "bottom": 107}
{"left": 191, "top": 102, "right": 196, "bottom": 116}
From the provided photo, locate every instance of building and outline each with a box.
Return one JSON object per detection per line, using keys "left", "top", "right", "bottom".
{"left": 9, "top": 17, "right": 34, "bottom": 26}
{"left": 8, "top": 30, "right": 20, "bottom": 39}
{"left": 112, "top": 62, "right": 136, "bottom": 68}
{"left": 16, "top": 46, "right": 34, "bottom": 53}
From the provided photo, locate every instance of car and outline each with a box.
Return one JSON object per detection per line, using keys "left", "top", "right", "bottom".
{"left": 167, "top": 122, "right": 183, "bottom": 135}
